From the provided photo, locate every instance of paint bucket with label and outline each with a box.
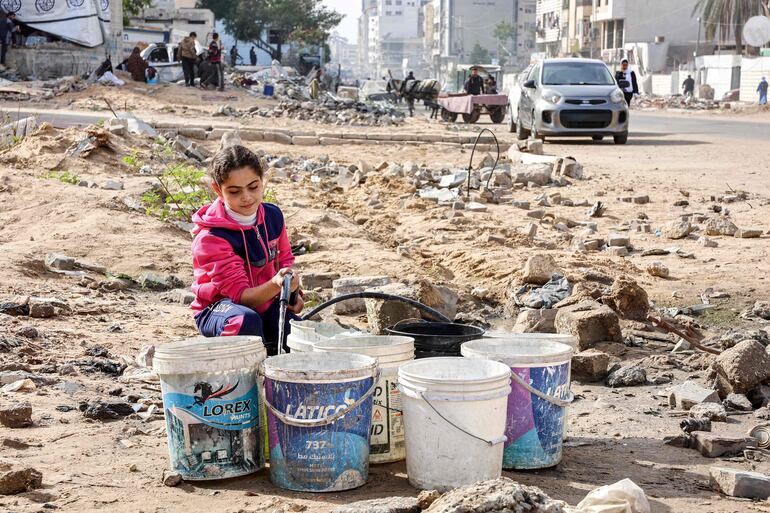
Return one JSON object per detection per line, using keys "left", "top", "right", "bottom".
{"left": 461, "top": 338, "right": 574, "bottom": 469}
{"left": 314, "top": 336, "right": 414, "bottom": 464}
{"left": 398, "top": 357, "right": 511, "bottom": 491}
{"left": 153, "top": 336, "right": 267, "bottom": 481}
{"left": 261, "top": 352, "right": 378, "bottom": 492}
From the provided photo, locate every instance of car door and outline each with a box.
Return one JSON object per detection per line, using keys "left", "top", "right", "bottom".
{"left": 519, "top": 63, "right": 540, "bottom": 126}
{"left": 509, "top": 65, "right": 532, "bottom": 124}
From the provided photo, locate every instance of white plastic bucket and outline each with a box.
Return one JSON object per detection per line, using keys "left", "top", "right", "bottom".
{"left": 314, "top": 336, "right": 415, "bottom": 464}
{"left": 153, "top": 336, "right": 267, "bottom": 480}
{"left": 261, "top": 352, "right": 379, "bottom": 492}
{"left": 286, "top": 320, "right": 352, "bottom": 352}
{"left": 484, "top": 331, "right": 578, "bottom": 350}
{"left": 461, "top": 338, "right": 574, "bottom": 470}
{"left": 398, "top": 357, "right": 511, "bottom": 491}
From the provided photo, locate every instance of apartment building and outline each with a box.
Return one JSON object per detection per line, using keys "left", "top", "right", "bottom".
{"left": 358, "top": 0, "right": 423, "bottom": 79}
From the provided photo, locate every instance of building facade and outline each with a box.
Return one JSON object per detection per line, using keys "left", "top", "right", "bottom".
{"left": 127, "top": 0, "right": 215, "bottom": 46}
{"left": 329, "top": 33, "right": 359, "bottom": 77}
{"left": 362, "top": 0, "right": 423, "bottom": 78}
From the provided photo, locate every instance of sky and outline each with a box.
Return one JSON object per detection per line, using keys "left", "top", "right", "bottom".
{"left": 322, "top": 0, "right": 360, "bottom": 43}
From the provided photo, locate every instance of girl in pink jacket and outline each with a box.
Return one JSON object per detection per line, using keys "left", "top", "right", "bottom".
{"left": 191, "top": 145, "right": 302, "bottom": 355}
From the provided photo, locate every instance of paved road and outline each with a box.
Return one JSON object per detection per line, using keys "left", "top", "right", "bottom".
{"left": 3, "top": 104, "right": 768, "bottom": 141}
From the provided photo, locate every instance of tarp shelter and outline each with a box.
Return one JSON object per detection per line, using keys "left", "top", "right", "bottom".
{"left": 9, "top": 0, "right": 111, "bottom": 48}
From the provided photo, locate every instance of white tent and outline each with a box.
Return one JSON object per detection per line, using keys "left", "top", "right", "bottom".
{"left": 12, "top": 0, "right": 110, "bottom": 48}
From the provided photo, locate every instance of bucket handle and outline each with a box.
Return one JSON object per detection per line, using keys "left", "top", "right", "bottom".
{"left": 390, "top": 318, "right": 424, "bottom": 329}
{"left": 261, "top": 368, "right": 381, "bottom": 428}
{"left": 418, "top": 391, "right": 507, "bottom": 447}
{"left": 510, "top": 372, "right": 574, "bottom": 408}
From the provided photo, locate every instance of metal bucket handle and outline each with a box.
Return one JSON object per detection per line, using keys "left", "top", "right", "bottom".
{"left": 510, "top": 372, "right": 574, "bottom": 408}
{"left": 390, "top": 318, "right": 424, "bottom": 329}
{"left": 418, "top": 391, "right": 507, "bottom": 447}
{"left": 261, "top": 367, "right": 381, "bottom": 428}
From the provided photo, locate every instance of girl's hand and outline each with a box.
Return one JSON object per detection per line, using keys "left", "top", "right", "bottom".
{"left": 288, "top": 294, "right": 304, "bottom": 314}
{"left": 272, "top": 268, "right": 300, "bottom": 292}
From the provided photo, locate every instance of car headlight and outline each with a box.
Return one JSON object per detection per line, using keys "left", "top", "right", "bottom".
{"left": 610, "top": 89, "right": 625, "bottom": 103}
{"left": 542, "top": 89, "right": 562, "bottom": 104}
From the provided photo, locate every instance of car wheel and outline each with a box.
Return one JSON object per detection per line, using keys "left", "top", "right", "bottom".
{"left": 516, "top": 117, "right": 530, "bottom": 140}
{"left": 614, "top": 134, "right": 628, "bottom": 145}
{"left": 592, "top": 135, "right": 604, "bottom": 141}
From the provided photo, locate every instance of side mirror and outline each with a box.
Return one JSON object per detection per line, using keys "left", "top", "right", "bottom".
{"left": 523, "top": 80, "right": 537, "bottom": 89}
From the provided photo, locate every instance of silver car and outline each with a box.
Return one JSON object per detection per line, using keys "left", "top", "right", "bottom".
{"left": 509, "top": 58, "right": 629, "bottom": 145}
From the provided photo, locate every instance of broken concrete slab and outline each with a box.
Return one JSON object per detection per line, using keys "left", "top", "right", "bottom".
{"left": 571, "top": 350, "right": 610, "bottom": 382}
{"left": 0, "top": 460, "right": 43, "bottom": 495}
{"left": 332, "top": 276, "right": 392, "bottom": 314}
{"left": 724, "top": 393, "right": 753, "bottom": 412}
{"left": 607, "top": 233, "right": 630, "bottom": 247}
{"left": 0, "top": 402, "right": 32, "bottom": 428}
{"left": 668, "top": 381, "right": 720, "bottom": 410}
{"left": 705, "top": 217, "right": 738, "bottom": 236}
{"left": 332, "top": 497, "right": 420, "bottom": 513}
{"left": 512, "top": 308, "right": 557, "bottom": 333}
{"left": 45, "top": 253, "right": 75, "bottom": 271}
{"left": 710, "top": 467, "right": 770, "bottom": 500}
{"left": 606, "top": 364, "right": 647, "bottom": 387}
{"left": 646, "top": 262, "right": 669, "bottom": 278}
{"left": 554, "top": 300, "right": 623, "bottom": 351}
{"left": 365, "top": 283, "right": 421, "bottom": 335}
{"left": 691, "top": 432, "right": 754, "bottom": 457}
{"left": 301, "top": 271, "right": 340, "bottom": 290}
{"left": 117, "top": 112, "right": 158, "bottom": 137}
{"left": 521, "top": 254, "right": 561, "bottom": 285}
{"left": 663, "top": 220, "right": 693, "bottom": 240}
{"left": 689, "top": 402, "right": 728, "bottom": 422}
{"left": 602, "top": 275, "right": 649, "bottom": 321}
{"left": 735, "top": 228, "right": 763, "bottom": 239}
{"left": 753, "top": 301, "right": 770, "bottom": 320}
{"left": 714, "top": 340, "right": 770, "bottom": 395}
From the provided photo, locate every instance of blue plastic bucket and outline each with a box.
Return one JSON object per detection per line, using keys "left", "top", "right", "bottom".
{"left": 261, "top": 352, "right": 378, "bottom": 492}
{"left": 461, "top": 338, "right": 574, "bottom": 469}
{"left": 263, "top": 84, "right": 275, "bottom": 96}
{"left": 153, "top": 336, "right": 267, "bottom": 480}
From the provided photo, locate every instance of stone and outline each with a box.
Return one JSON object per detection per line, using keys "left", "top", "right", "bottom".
{"left": 554, "top": 300, "right": 623, "bottom": 351}
{"left": 603, "top": 275, "right": 649, "bottom": 321}
{"left": 606, "top": 364, "right": 647, "bottom": 387}
{"left": 512, "top": 309, "right": 557, "bottom": 333}
{"left": 138, "top": 272, "right": 182, "bottom": 292}
{"left": 606, "top": 246, "right": 629, "bottom": 257}
{"left": 332, "top": 276, "right": 392, "bottom": 314}
{"left": 301, "top": 271, "right": 340, "bottom": 290}
{"left": 136, "top": 345, "right": 155, "bottom": 368}
{"left": 422, "top": 477, "right": 565, "bottom": 510}
{"left": 219, "top": 130, "right": 242, "bottom": 149}
{"left": 161, "top": 289, "right": 195, "bottom": 305}
{"left": 0, "top": 461, "right": 42, "bottom": 495}
{"left": 332, "top": 497, "right": 420, "bottom": 513}
{"left": 689, "top": 402, "right": 728, "bottom": 422}
{"left": 521, "top": 254, "right": 561, "bottom": 285}
{"left": 691, "top": 432, "right": 753, "bottom": 457}
{"left": 101, "top": 180, "right": 124, "bottom": 191}
{"left": 752, "top": 301, "right": 770, "bottom": 320}
{"left": 607, "top": 233, "right": 630, "bottom": 247}
{"left": 417, "top": 490, "right": 441, "bottom": 510}
{"left": 705, "top": 217, "right": 738, "bottom": 236}
{"left": 162, "top": 470, "right": 182, "bottom": 487}
{"left": 571, "top": 350, "right": 610, "bottom": 381}
{"left": 633, "top": 195, "right": 649, "bottom": 204}
{"left": 513, "top": 164, "right": 552, "bottom": 186}
{"left": 412, "top": 280, "right": 458, "bottom": 321}
{"left": 668, "top": 381, "right": 720, "bottom": 410}
{"left": 365, "top": 283, "right": 421, "bottom": 334}
{"left": 714, "top": 340, "right": 770, "bottom": 395}
{"left": 736, "top": 229, "right": 763, "bottom": 238}
{"left": 698, "top": 236, "right": 718, "bottom": 248}
{"left": 466, "top": 202, "right": 487, "bottom": 213}
{"left": 710, "top": 467, "right": 770, "bottom": 499}
{"left": 0, "top": 403, "right": 32, "bottom": 428}
{"left": 521, "top": 222, "right": 538, "bottom": 238}
{"left": 663, "top": 220, "right": 693, "bottom": 240}
{"left": 45, "top": 252, "right": 75, "bottom": 270}
{"left": 28, "top": 297, "right": 56, "bottom": 318}
{"left": 526, "top": 139, "right": 543, "bottom": 155}
{"left": 292, "top": 136, "right": 320, "bottom": 146}
{"left": 526, "top": 209, "right": 545, "bottom": 219}
{"left": 724, "top": 393, "right": 753, "bottom": 412}
{"left": 646, "top": 262, "right": 669, "bottom": 278}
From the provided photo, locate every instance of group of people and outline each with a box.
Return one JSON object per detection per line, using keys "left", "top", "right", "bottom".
{"left": 0, "top": 11, "right": 22, "bottom": 67}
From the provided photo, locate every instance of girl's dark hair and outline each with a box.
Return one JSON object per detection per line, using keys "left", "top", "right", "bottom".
{"left": 208, "top": 145, "right": 263, "bottom": 185}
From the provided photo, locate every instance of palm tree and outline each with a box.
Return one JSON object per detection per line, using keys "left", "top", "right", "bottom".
{"left": 693, "top": 0, "right": 769, "bottom": 54}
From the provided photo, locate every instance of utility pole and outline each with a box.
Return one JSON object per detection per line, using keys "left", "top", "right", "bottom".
{"left": 695, "top": 16, "right": 702, "bottom": 86}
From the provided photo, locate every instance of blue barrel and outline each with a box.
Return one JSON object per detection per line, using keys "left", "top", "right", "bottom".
{"left": 263, "top": 84, "right": 275, "bottom": 96}
{"left": 262, "top": 352, "right": 378, "bottom": 492}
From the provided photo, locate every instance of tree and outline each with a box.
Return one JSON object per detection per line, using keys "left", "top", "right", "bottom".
{"left": 693, "top": 0, "right": 769, "bottom": 54}
{"left": 493, "top": 21, "right": 515, "bottom": 65}
{"left": 198, "top": 0, "right": 343, "bottom": 61}
{"left": 469, "top": 43, "right": 491, "bottom": 64}
{"left": 123, "top": 0, "right": 153, "bottom": 26}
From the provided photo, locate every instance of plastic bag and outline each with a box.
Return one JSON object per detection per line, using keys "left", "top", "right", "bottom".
{"left": 575, "top": 478, "right": 651, "bottom": 513}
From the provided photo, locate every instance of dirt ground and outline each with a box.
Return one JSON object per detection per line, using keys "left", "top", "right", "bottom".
{"left": 1, "top": 82, "right": 770, "bottom": 513}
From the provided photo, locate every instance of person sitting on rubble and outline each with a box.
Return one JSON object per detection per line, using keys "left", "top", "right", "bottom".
{"left": 191, "top": 145, "right": 303, "bottom": 355}
{"left": 126, "top": 47, "right": 149, "bottom": 83}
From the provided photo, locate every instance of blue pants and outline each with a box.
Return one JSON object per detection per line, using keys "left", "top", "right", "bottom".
{"left": 195, "top": 298, "right": 299, "bottom": 355}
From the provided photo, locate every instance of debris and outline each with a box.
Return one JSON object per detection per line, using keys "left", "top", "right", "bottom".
{"left": 606, "top": 364, "right": 647, "bottom": 387}
{"left": 423, "top": 477, "right": 567, "bottom": 513}
{"left": 662, "top": 220, "right": 693, "bottom": 240}
{"left": 752, "top": 301, "right": 770, "bottom": 320}
{"left": 101, "top": 180, "right": 124, "bottom": 191}
{"left": 138, "top": 272, "right": 183, "bottom": 292}
{"left": 554, "top": 300, "right": 623, "bottom": 351}
{"left": 735, "top": 228, "right": 763, "bottom": 239}
{"left": 28, "top": 297, "right": 57, "bottom": 318}
{"left": 512, "top": 308, "right": 557, "bottom": 333}
{"left": 365, "top": 282, "right": 422, "bottom": 334}
{"left": 332, "top": 276, "right": 392, "bottom": 314}
{"left": 417, "top": 490, "right": 441, "bottom": 510}
{"left": 603, "top": 275, "right": 649, "bottom": 321}
{"left": 710, "top": 467, "right": 770, "bottom": 500}
{"left": 587, "top": 202, "right": 605, "bottom": 218}
{"left": 117, "top": 112, "right": 158, "bottom": 137}
{"left": 713, "top": 340, "right": 770, "bottom": 395}
{"left": 749, "top": 425, "right": 770, "bottom": 449}
{"left": 724, "top": 393, "right": 753, "bottom": 412}
{"left": 571, "top": 350, "right": 610, "bottom": 382}
{"left": 680, "top": 417, "right": 711, "bottom": 434}
{"left": 0, "top": 461, "right": 43, "bottom": 495}
{"left": 0, "top": 403, "right": 32, "bottom": 428}
{"left": 668, "top": 381, "right": 720, "bottom": 410}
{"left": 574, "top": 478, "right": 650, "bottom": 513}
{"left": 81, "top": 401, "right": 133, "bottom": 421}
{"left": 45, "top": 252, "right": 75, "bottom": 270}
{"left": 691, "top": 432, "right": 754, "bottom": 457}
{"left": 705, "top": 217, "right": 738, "bottom": 236}
{"left": 749, "top": 385, "right": 770, "bottom": 408}
{"left": 689, "top": 402, "right": 728, "bottom": 422}
{"left": 646, "top": 262, "right": 669, "bottom": 278}
{"left": 521, "top": 254, "right": 561, "bottom": 285}
{"left": 607, "top": 233, "right": 630, "bottom": 247}
{"left": 697, "top": 236, "right": 718, "bottom": 247}
{"left": 136, "top": 345, "right": 155, "bottom": 368}
{"left": 85, "top": 345, "right": 109, "bottom": 358}
{"left": 333, "top": 497, "right": 420, "bottom": 513}
{"left": 162, "top": 470, "right": 182, "bottom": 487}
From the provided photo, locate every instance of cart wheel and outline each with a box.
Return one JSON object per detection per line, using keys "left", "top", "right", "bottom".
{"left": 489, "top": 107, "right": 505, "bottom": 124}
{"left": 462, "top": 110, "right": 481, "bottom": 124}
{"left": 441, "top": 108, "right": 458, "bottom": 122}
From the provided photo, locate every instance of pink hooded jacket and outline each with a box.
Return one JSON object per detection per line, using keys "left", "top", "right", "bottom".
{"left": 191, "top": 199, "right": 294, "bottom": 315}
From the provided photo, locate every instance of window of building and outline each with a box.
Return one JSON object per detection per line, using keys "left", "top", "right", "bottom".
{"left": 395, "top": 0, "right": 402, "bottom": 4}
{"left": 395, "top": 10, "right": 402, "bottom": 15}
{"left": 385, "top": 0, "right": 392, "bottom": 4}
{"left": 386, "top": 10, "right": 392, "bottom": 15}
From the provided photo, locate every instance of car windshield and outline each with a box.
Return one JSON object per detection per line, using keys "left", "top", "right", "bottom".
{"left": 542, "top": 62, "right": 615, "bottom": 86}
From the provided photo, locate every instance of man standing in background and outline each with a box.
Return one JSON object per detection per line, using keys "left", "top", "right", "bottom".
{"left": 250, "top": 46, "right": 257, "bottom": 66}
{"left": 682, "top": 74, "right": 695, "bottom": 97}
{"left": 208, "top": 33, "right": 225, "bottom": 91}
{"left": 758, "top": 77, "right": 768, "bottom": 105}
{"left": 615, "top": 59, "right": 639, "bottom": 106}
{"left": 179, "top": 32, "right": 198, "bottom": 87}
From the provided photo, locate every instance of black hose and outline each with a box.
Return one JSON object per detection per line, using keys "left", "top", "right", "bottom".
{"left": 301, "top": 292, "right": 451, "bottom": 323}
{"left": 465, "top": 127, "right": 501, "bottom": 199}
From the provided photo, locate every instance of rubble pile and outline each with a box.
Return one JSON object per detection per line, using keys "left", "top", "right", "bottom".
{"left": 635, "top": 93, "right": 720, "bottom": 111}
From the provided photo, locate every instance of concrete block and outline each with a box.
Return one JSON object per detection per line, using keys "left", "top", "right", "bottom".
{"left": 177, "top": 127, "right": 207, "bottom": 140}
{"left": 292, "top": 136, "right": 320, "bottom": 146}
{"left": 710, "top": 467, "right": 770, "bottom": 499}
{"left": 320, "top": 137, "right": 344, "bottom": 145}
{"left": 240, "top": 130, "right": 264, "bottom": 141}
{"left": 571, "top": 350, "right": 610, "bottom": 382}
{"left": 691, "top": 432, "right": 754, "bottom": 458}
{"left": 669, "top": 381, "right": 720, "bottom": 410}
{"left": 554, "top": 300, "right": 623, "bottom": 350}
{"left": 332, "top": 276, "right": 392, "bottom": 314}
{"left": 301, "top": 272, "right": 340, "bottom": 290}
